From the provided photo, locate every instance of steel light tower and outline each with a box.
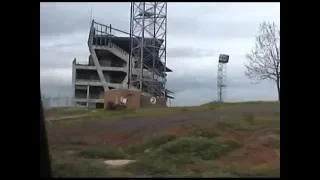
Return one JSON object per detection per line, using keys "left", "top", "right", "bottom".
{"left": 129, "top": 2, "right": 168, "bottom": 96}
{"left": 217, "top": 54, "right": 229, "bottom": 103}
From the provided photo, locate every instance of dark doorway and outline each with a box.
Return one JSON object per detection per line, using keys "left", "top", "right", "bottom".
{"left": 96, "top": 103, "right": 104, "bottom": 109}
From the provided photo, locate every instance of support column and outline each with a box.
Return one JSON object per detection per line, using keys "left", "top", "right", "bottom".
{"left": 86, "top": 85, "right": 90, "bottom": 107}
{"left": 90, "top": 47, "right": 109, "bottom": 91}
{"left": 72, "top": 59, "right": 76, "bottom": 106}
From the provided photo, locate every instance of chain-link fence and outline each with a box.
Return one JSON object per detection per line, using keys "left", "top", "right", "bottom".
{"left": 41, "top": 95, "right": 74, "bottom": 109}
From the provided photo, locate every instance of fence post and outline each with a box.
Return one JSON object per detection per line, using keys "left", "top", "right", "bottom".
{"left": 66, "top": 97, "right": 69, "bottom": 107}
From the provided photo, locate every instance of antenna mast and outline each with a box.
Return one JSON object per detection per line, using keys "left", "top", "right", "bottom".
{"left": 89, "top": 4, "right": 93, "bottom": 24}
{"left": 129, "top": 2, "right": 168, "bottom": 97}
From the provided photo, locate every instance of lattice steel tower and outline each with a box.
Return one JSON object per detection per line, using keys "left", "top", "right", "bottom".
{"left": 129, "top": 2, "right": 168, "bottom": 97}
{"left": 217, "top": 54, "right": 229, "bottom": 103}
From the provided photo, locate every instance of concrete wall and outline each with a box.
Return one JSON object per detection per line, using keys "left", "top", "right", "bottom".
{"left": 104, "top": 89, "right": 141, "bottom": 109}
{"left": 76, "top": 69, "right": 100, "bottom": 80}
{"left": 96, "top": 49, "right": 127, "bottom": 67}
{"left": 89, "top": 55, "right": 94, "bottom": 66}
{"left": 140, "top": 95, "right": 167, "bottom": 108}
{"left": 103, "top": 71, "right": 126, "bottom": 84}
{"left": 104, "top": 89, "right": 166, "bottom": 109}
{"left": 100, "top": 59, "right": 112, "bottom": 66}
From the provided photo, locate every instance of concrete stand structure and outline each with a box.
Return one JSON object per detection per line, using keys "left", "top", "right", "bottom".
{"left": 72, "top": 20, "right": 173, "bottom": 108}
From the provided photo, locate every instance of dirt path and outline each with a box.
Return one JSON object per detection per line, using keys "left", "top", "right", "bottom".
{"left": 46, "top": 115, "right": 89, "bottom": 121}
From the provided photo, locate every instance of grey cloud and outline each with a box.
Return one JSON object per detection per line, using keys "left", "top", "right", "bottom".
{"left": 169, "top": 73, "right": 277, "bottom": 106}
{"left": 168, "top": 18, "right": 260, "bottom": 40}
{"left": 40, "top": 2, "right": 270, "bottom": 40}
{"left": 40, "top": 67, "right": 72, "bottom": 99}
{"left": 40, "top": 47, "right": 78, "bottom": 69}
{"left": 166, "top": 67, "right": 276, "bottom": 94}
{"left": 167, "top": 47, "right": 216, "bottom": 58}
{"left": 45, "top": 42, "right": 84, "bottom": 50}
{"left": 167, "top": 72, "right": 213, "bottom": 94}
{"left": 40, "top": 3, "right": 90, "bottom": 36}
{"left": 41, "top": 83, "right": 72, "bottom": 97}
{"left": 40, "top": 2, "right": 129, "bottom": 37}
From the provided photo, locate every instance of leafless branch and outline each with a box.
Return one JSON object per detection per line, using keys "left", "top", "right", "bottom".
{"left": 244, "top": 21, "right": 280, "bottom": 100}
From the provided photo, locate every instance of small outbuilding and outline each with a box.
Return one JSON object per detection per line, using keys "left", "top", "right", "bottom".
{"left": 104, "top": 88, "right": 167, "bottom": 109}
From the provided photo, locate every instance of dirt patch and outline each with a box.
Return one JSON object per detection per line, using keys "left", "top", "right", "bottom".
{"left": 166, "top": 126, "right": 191, "bottom": 136}
{"left": 104, "top": 130, "right": 141, "bottom": 146}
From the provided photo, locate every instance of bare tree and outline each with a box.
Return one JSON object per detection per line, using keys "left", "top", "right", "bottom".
{"left": 244, "top": 21, "right": 280, "bottom": 101}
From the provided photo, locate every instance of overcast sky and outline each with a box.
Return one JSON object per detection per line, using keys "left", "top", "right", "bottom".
{"left": 40, "top": 2, "right": 280, "bottom": 106}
